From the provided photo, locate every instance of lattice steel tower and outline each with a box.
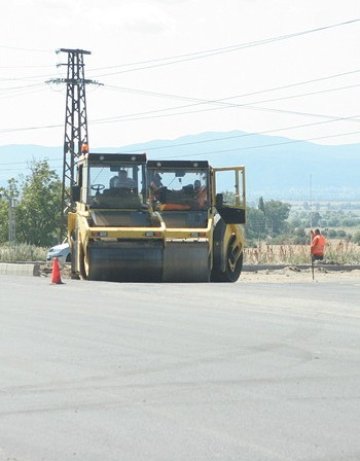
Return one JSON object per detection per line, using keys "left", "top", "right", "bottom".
{"left": 59, "top": 48, "right": 91, "bottom": 213}
{"left": 49, "top": 48, "right": 101, "bottom": 235}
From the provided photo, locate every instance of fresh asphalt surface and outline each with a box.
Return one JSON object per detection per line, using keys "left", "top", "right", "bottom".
{"left": 1, "top": 275, "right": 360, "bottom": 461}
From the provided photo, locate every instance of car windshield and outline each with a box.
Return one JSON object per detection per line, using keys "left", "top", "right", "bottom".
{"left": 148, "top": 168, "right": 209, "bottom": 211}
{"left": 88, "top": 162, "right": 146, "bottom": 209}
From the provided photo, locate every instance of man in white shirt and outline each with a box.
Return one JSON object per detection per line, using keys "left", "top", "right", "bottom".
{"left": 110, "top": 170, "right": 136, "bottom": 189}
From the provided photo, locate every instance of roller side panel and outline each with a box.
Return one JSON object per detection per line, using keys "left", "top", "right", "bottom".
{"left": 87, "top": 240, "right": 163, "bottom": 282}
{"left": 163, "top": 241, "right": 210, "bottom": 282}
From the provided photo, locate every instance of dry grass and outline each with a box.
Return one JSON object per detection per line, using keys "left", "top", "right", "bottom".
{"left": 244, "top": 240, "right": 360, "bottom": 265}
{"left": 1, "top": 241, "right": 359, "bottom": 266}
{"left": 0, "top": 244, "right": 47, "bottom": 263}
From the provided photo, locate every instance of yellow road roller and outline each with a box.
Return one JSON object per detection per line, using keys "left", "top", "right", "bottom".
{"left": 68, "top": 152, "right": 165, "bottom": 282}
{"left": 147, "top": 160, "right": 246, "bottom": 282}
{"left": 68, "top": 153, "right": 246, "bottom": 282}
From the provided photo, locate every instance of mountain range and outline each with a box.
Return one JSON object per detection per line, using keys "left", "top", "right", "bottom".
{"left": 1, "top": 130, "right": 359, "bottom": 201}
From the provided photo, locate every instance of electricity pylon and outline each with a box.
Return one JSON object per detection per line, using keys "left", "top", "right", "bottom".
{"left": 48, "top": 48, "right": 101, "bottom": 237}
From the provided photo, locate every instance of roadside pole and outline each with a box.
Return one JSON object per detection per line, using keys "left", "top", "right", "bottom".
{"left": 311, "top": 255, "right": 315, "bottom": 281}
{"left": 309, "top": 173, "right": 314, "bottom": 281}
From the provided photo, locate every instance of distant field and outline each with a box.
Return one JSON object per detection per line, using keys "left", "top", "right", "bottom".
{"left": 244, "top": 241, "right": 360, "bottom": 265}
{"left": 1, "top": 242, "right": 359, "bottom": 266}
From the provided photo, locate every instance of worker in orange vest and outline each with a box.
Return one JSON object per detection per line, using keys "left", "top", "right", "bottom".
{"left": 310, "top": 228, "right": 326, "bottom": 261}
{"left": 194, "top": 179, "right": 208, "bottom": 208}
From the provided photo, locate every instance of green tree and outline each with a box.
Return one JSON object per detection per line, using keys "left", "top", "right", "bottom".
{"left": 16, "top": 160, "right": 62, "bottom": 246}
{"left": 289, "top": 217, "right": 302, "bottom": 228}
{"left": 328, "top": 216, "right": 340, "bottom": 226}
{"left": 258, "top": 196, "right": 265, "bottom": 213}
{"left": 310, "top": 211, "right": 321, "bottom": 227}
{"left": 0, "top": 178, "right": 19, "bottom": 243}
{"left": 246, "top": 207, "right": 266, "bottom": 240}
{"left": 263, "top": 200, "right": 291, "bottom": 235}
{"left": 342, "top": 218, "right": 358, "bottom": 227}
{"left": 0, "top": 196, "right": 8, "bottom": 243}
{"left": 293, "top": 227, "right": 307, "bottom": 244}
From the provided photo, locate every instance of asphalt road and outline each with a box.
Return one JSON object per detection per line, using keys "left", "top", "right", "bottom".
{"left": 1, "top": 275, "right": 360, "bottom": 461}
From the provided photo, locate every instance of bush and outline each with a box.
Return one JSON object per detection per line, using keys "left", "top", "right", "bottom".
{"left": 337, "top": 229, "right": 347, "bottom": 238}
{"left": 292, "top": 227, "right": 308, "bottom": 244}
{"left": 342, "top": 218, "right": 359, "bottom": 227}
{"left": 327, "top": 229, "right": 337, "bottom": 238}
{"left": 353, "top": 231, "right": 360, "bottom": 245}
{"left": 0, "top": 244, "right": 47, "bottom": 262}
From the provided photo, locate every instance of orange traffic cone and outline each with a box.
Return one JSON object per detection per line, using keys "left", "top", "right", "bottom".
{"left": 51, "top": 257, "right": 63, "bottom": 284}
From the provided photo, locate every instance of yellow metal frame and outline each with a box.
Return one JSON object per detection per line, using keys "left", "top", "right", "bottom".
{"left": 211, "top": 165, "right": 246, "bottom": 209}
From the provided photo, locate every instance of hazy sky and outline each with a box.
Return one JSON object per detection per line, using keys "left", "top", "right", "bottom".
{"left": 1, "top": 0, "right": 360, "bottom": 148}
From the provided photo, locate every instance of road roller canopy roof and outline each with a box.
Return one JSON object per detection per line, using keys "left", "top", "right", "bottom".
{"left": 79, "top": 152, "right": 147, "bottom": 164}
{"left": 147, "top": 160, "right": 209, "bottom": 169}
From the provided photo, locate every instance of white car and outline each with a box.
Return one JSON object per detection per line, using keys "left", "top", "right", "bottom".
{"left": 46, "top": 242, "right": 71, "bottom": 265}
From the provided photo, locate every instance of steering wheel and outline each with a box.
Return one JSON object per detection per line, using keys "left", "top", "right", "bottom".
{"left": 91, "top": 184, "right": 105, "bottom": 195}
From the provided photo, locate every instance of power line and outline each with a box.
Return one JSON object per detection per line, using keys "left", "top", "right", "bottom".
{"left": 0, "top": 65, "right": 54, "bottom": 69}
{"left": 0, "top": 128, "right": 358, "bottom": 173}
{"left": 97, "top": 82, "right": 360, "bottom": 124}
{"left": 0, "top": 72, "right": 63, "bottom": 83}
{"left": 87, "top": 18, "right": 360, "bottom": 77}
{"left": 162, "top": 129, "right": 360, "bottom": 159}
{"left": 1, "top": 18, "right": 359, "bottom": 83}
{"left": 1, "top": 128, "right": 358, "bottom": 176}
{"left": 0, "top": 122, "right": 62, "bottom": 134}
{"left": 103, "top": 68, "right": 360, "bottom": 102}
{"left": 123, "top": 116, "right": 360, "bottom": 152}
{"left": 2, "top": 18, "right": 352, "bottom": 78}
{"left": 235, "top": 83, "right": 360, "bottom": 106}
{"left": 2, "top": 67, "right": 357, "bottom": 119}
{"left": 91, "top": 68, "right": 360, "bottom": 123}
{"left": 1, "top": 98, "right": 359, "bottom": 137}
{"left": 0, "top": 44, "right": 52, "bottom": 53}
{"left": 1, "top": 85, "right": 359, "bottom": 136}
{"left": 0, "top": 83, "right": 48, "bottom": 100}
{"left": 0, "top": 83, "right": 44, "bottom": 92}
{"left": 1, "top": 65, "right": 359, "bottom": 136}
{"left": 0, "top": 116, "right": 355, "bottom": 167}
{"left": 92, "top": 86, "right": 360, "bottom": 125}
{"left": 0, "top": 161, "right": 62, "bottom": 171}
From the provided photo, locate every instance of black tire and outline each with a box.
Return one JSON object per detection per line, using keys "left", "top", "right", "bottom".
{"left": 70, "top": 238, "right": 79, "bottom": 279}
{"left": 79, "top": 245, "right": 87, "bottom": 280}
{"left": 211, "top": 220, "right": 243, "bottom": 283}
{"left": 222, "top": 235, "right": 243, "bottom": 282}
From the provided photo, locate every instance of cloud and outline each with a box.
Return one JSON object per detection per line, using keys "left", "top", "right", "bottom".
{"left": 0, "top": 0, "right": 173, "bottom": 36}
{"left": 81, "top": 1, "right": 173, "bottom": 35}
